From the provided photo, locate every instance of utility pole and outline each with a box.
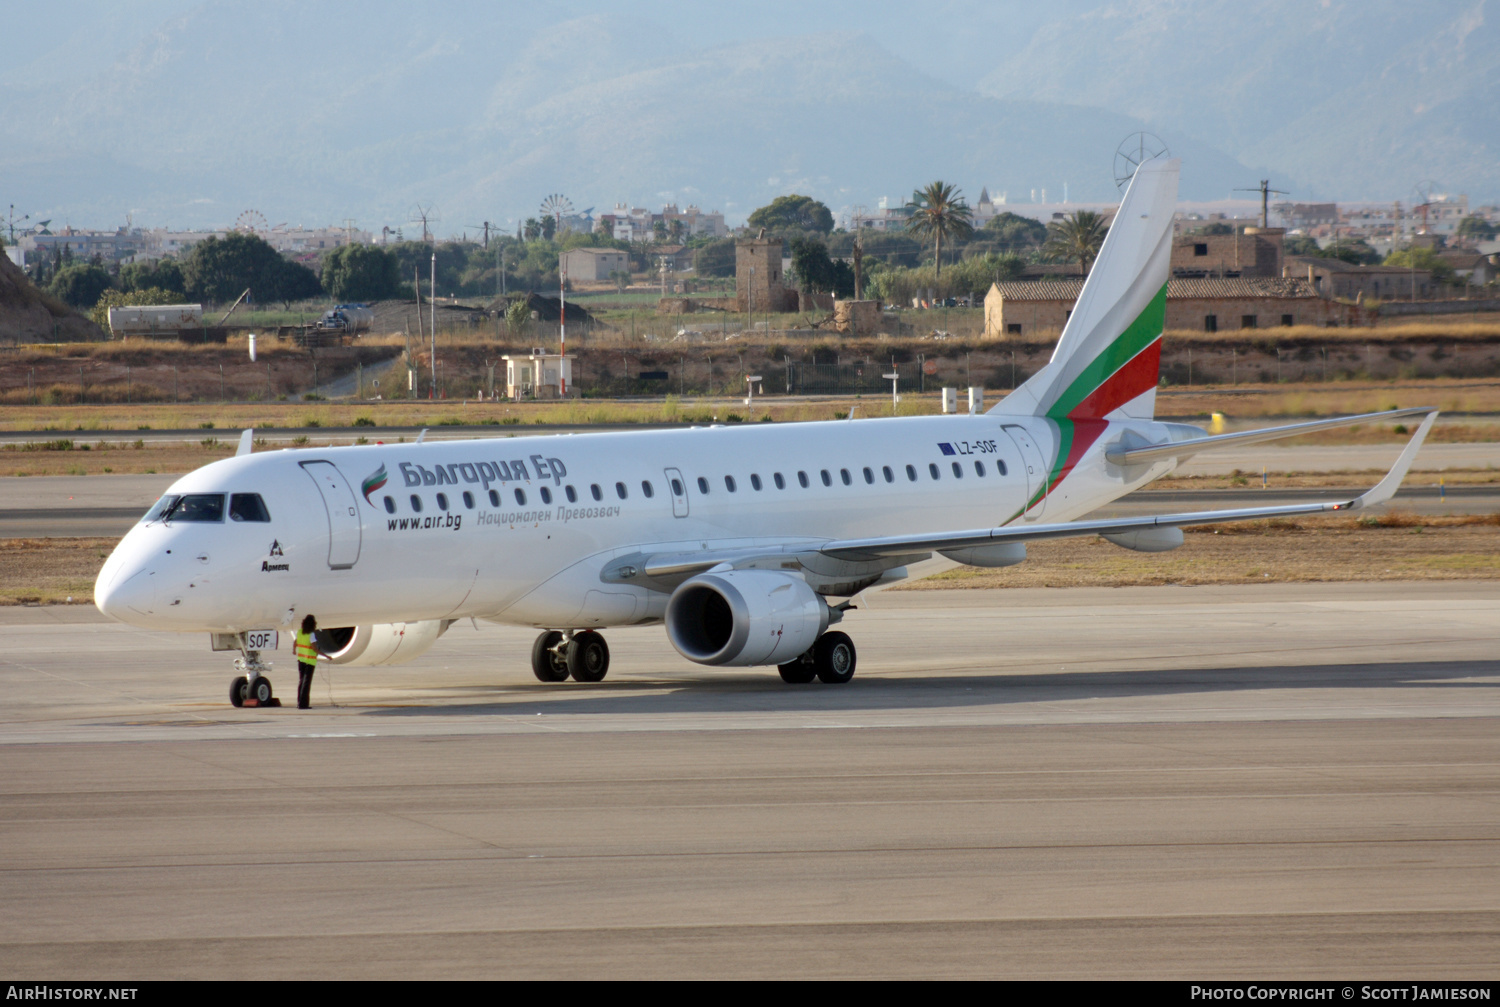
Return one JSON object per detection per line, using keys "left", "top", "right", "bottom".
{"left": 851, "top": 205, "right": 866, "bottom": 301}
{"left": 430, "top": 251, "right": 437, "bottom": 399}
{"left": 1235, "top": 180, "right": 1289, "bottom": 229}
{"left": 559, "top": 262, "right": 567, "bottom": 396}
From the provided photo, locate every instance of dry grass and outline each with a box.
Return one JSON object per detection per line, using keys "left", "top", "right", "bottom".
{"left": 908, "top": 512, "right": 1500, "bottom": 590}
{"left": 0, "top": 538, "right": 117, "bottom": 605}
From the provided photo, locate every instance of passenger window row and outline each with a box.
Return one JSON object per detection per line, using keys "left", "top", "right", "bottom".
{"left": 382, "top": 455, "right": 1009, "bottom": 515}
{"left": 692, "top": 458, "right": 1007, "bottom": 495}
{"left": 384, "top": 479, "right": 656, "bottom": 515}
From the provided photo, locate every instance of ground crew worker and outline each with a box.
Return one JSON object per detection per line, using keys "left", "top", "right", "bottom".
{"left": 294, "top": 614, "right": 320, "bottom": 710}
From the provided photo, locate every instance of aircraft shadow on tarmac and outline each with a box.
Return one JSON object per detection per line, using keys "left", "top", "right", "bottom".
{"left": 361, "top": 659, "right": 1500, "bottom": 719}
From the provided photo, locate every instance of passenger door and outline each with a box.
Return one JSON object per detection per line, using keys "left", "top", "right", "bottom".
{"left": 300, "top": 460, "right": 362, "bottom": 568}
{"left": 664, "top": 467, "right": 689, "bottom": 518}
{"left": 1002, "top": 425, "right": 1049, "bottom": 520}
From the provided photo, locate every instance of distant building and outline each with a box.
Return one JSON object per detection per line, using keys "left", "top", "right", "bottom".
{"left": 736, "top": 237, "right": 797, "bottom": 313}
{"left": 983, "top": 276, "right": 1371, "bottom": 338}
{"left": 20, "top": 227, "right": 145, "bottom": 264}
{"left": 501, "top": 350, "right": 574, "bottom": 400}
{"left": 652, "top": 244, "right": 693, "bottom": 271}
{"left": 597, "top": 202, "right": 726, "bottom": 242}
{"left": 560, "top": 247, "right": 629, "bottom": 282}
{"left": 1284, "top": 256, "right": 1434, "bottom": 301}
{"left": 1435, "top": 250, "right": 1497, "bottom": 286}
{"left": 1171, "top": 227, "right": 1284, "bottom": 278}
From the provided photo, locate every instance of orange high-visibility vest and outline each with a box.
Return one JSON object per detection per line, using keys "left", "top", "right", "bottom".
{"left": 294, "top": 631, "right": 318, "bottom": 664}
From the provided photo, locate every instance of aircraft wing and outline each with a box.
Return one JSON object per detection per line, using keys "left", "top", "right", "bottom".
{"left": 1106, "top": 406, "right": 1433, "bottom": 466}
{"left": 821, "top": 410, "right": 1438, "bottom": 562}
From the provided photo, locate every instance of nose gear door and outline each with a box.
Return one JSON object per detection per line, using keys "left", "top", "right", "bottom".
{"left": 664, "top": 467, "right": 689, "bottom": 518}
{"left": 1002, "top": 424, "right": 1049, "bottom": 520}
{"left": 300, "top": 460, "right": 362, "bottom": 568}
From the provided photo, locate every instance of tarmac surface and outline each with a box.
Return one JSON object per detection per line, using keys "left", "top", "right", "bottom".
{"left": 1, "top": 583, "right": 1496, "bottom": 978}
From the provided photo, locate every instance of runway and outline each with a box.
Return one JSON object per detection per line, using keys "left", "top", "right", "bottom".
{"left": 1, "top": 583, "right": 1497, "bottom": 978}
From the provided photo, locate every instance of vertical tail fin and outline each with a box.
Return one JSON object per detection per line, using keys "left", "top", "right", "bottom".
{"left": 992, "top": 156, "right": 1178, "bottom": 422}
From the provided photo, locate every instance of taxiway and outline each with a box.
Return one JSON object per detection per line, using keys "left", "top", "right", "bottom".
{"left": 0, "top": 582, "right": 1496, "bottom": 978}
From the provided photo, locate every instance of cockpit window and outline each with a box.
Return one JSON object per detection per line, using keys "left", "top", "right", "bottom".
{"left": 141, "top": 495, "right": 180, "bottom": 523}
{"left": 163, "top": 493, "right": 225, "bottom": 523}
{"left": 229, "top": 493, "right": 271, "bottom": 522}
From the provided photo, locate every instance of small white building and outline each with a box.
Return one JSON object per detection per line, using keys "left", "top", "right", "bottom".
{"left": 502, "top": 350, "right": 575, "bottom": 399}
{"left": 560, "top": 247, "right": 629, "bottom": 282}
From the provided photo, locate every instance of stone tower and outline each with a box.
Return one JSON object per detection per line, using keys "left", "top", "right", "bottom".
{"left": 735, "top": 237, "right": 794, "bottom": 313}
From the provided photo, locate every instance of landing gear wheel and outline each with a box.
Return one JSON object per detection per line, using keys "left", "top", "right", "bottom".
{"left": 813, "top": 631, "right": 856, "bottom": 685}
{"left": 778, "top": 659, "right": 816, "bottom": 684}
{"left": 566, "top": 631, "right": 610, "bottom": 683}
{"left": 531, "top": 630, "right": 569, "bottom": 682}
{"left": 230, "top": 675, "right": 248, "bottom": 707}
{"left": 249, "top": 676, "right": 274, "bottom": 704}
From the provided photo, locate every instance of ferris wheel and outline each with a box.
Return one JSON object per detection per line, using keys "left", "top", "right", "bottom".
{"left": 235, "top": 210, "right": 268, "bottom": 234}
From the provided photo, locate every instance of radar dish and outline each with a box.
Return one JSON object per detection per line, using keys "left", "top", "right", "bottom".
{"left": 235, "top": 210, "right": 268, "bottom": 234}
{"left": 1114, "top": 133, "right": 1170, "bottom": 191}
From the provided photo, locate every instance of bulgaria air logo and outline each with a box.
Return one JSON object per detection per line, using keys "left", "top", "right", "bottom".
{"left": 362, "top": 464, "right": 388, "bottom": 503}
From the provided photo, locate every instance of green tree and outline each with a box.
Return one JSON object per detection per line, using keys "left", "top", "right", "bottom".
{"left": 1284, "top": 234, "right": 1322, "bottom": 257}
{"left": 119, "top": 258, "right": 187, "bottom": 299}
{"left": 1457, "top": 215, "right": 1497, "bottom": 241}
{"left": 905, "top": 181, "right": 974, "bottom": 279}
{"left": 506, "top": 299, "right": 530, "bottom": 336}
{"left": 322, "top": 244, "right": 401, "bottom": 301}
{"left": 748, "top": 194, "right": 834, "bottom": 235}
{"left": 694, "top": 238, "right": 736, "bottom": 277}
{"left": 1044, "top": 210, "right": 1110, "bottom": 276}
{"left": 982, "top": 212, "right": 1048, "bottom": 250}
{"left": 48, "top": 263, "right": 115, "bottom": 309}
{"left": 270, "top": 258, "right": 323, "bottom": 307}
{"left": 180, "top": 232, "right": 288, "bottom": 304}
{"left": 1384, "top": 246, "right": 1455, "bottom": 284}
{"left": 523, "top": 219, "right": 542, "bottom": 241}
{"left": 1322, "top": 237, "right": 1381, "bottom": 266}
{"left": 541, "top": 216, "right": 557, "bottom": 241}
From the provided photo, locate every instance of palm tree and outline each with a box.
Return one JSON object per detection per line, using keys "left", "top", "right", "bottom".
{"left": 905, "top": 181, "right": 974, "bottom": 280}
{"left": 1044, "top": 210, "right": 1110, "bottom": 276}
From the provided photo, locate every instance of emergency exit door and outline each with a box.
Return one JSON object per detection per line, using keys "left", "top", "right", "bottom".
{"left": 664, "top": 467, "right": 689, "bottom": 518}
{"left": 300, "top": 461, "right": 362, "bottom": 568}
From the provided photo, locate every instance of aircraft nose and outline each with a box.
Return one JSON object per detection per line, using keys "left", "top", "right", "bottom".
{"left": 95, "top": 564, "right": 156, "bottom": 621}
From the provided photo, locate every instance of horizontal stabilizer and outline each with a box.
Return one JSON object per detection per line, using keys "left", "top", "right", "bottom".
{"left": 822, "top": 411, "right": 1438, "bottom": 562}
{"left": 1105, "top": 406, "right": 1434, "bottom": 466}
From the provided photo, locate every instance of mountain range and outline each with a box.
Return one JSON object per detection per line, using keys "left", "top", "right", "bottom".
{"left": 2, "top": 1, "right": 1494, "bottom": 233}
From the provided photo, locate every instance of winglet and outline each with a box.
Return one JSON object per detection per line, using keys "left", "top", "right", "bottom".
{"left": 1349, "top": 410, "right": 1438, "bottom": 510}
{"left": 236, "top": 429, "right": 254, "bottom": 457}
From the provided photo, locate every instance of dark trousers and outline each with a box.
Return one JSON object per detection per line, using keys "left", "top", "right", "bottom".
{"left": 297, "top": 661, "right": 315, "bottom": 709}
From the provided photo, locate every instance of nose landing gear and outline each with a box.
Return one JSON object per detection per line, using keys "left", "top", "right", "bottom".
{"left": 229, "top": 648, "right": 280, "bottom": 708}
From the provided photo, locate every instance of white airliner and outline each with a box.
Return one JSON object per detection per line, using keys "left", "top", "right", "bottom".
{"left": 94, "top": 158, "right": 1437, "bottom": 705}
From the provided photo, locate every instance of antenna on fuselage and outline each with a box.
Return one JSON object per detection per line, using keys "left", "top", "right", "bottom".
{"left": 416, "top": 428, "right": 428, "bottom": 444}
{"left": 236, "top": 429, "right": 254, "bottom": 456}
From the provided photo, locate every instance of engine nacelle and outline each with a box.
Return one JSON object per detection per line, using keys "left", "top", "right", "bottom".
{"left": 666, "top": 570, "right": 830, "bottom": 667}
{"left": 1102, "top": 527, "right": 1184, "bottom": 553}
{"left": 314, "top": 620, "right": 451, "bottom": 667}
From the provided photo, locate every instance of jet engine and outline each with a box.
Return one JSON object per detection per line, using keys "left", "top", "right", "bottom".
{"left": 314, "top": 620, "right": 452, "bottom": 666}
{"left": 665, "top": 570, "right": 830, "bottom": 667}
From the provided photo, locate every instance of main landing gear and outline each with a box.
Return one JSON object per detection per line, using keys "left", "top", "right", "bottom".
{"left": 778, "top": 631, "right": 857, "bottom": 685}
{"left": 228, "top": 647, "right": 279, "bottom": 708}
{"left": 532, "top": 630, "right": 611, "bottom": 683}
